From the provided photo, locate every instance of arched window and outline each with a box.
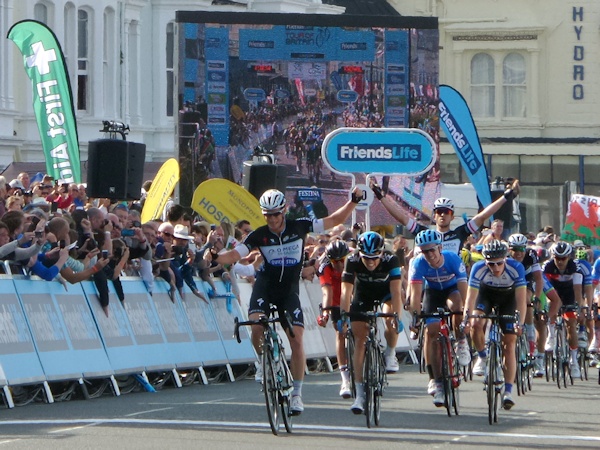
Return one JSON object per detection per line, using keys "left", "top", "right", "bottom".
{"left": 77, "top": 9, "right": 90, "bottom": 111}
{"left": 470, "top": 53, "right": 495, "bottom": 118}
{"left": 34, "top": 3, "right": 48, "bottom": 24}
{"left": 503, "top": 53, "right": 526, "bottom": 117}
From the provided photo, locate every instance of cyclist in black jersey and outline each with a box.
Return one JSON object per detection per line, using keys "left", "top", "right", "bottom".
{"left": 204, "top": 187, "right": 363, "bottom": 415}
{"left": 370, "top": 178, "right": 520, "bottom": 254}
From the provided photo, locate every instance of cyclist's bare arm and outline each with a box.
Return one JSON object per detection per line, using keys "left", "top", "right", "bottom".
{"left": 369, "top": 178, "right": 411, "bottom": 227}
{"left": 470, "top": 179, "right": 520, "bottom": 229}
{"left": 340, "top": 280, "right": 353, "bottom": 313}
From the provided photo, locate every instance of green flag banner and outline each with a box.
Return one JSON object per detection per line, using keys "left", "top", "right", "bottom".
{"left": 8, "top": 20, "right": 81, "bottom": 183}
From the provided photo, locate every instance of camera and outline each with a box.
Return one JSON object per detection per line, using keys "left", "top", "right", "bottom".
{"left": 121, "top": 229, "right": 135, "bottom": 237}
{"left": 102, "top": 250, "right": 109, "bottom": 259}
{"left": 34, "top": 230, "right": 43, "bottom": 238}
{"left": 210, "top": 224, "right": 216, "bottom": 231}
{"left": 132, "top": 220, "right": 141, "bottom": 228}
{"left": 59, "top": 239, "right": 66, "bottom": 249}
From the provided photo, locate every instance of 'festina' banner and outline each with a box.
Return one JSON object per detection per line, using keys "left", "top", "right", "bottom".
{"left": 8, "top": 20, "right": 81, "bottom": 183}
{"left": 439, "top": 85, "right": 491, "bottom": 208}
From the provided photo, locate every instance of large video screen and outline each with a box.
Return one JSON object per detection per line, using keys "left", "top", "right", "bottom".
{"left": 176, "top": 11, "right": 439, "bottom": 226}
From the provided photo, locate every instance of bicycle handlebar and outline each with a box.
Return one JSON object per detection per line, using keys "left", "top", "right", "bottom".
{"left": 233, "top": 312, "right": 296, "bottom": 344}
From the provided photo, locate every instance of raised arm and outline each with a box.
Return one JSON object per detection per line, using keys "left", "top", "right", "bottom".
{"left": 370, "top": 178, "right": 411, "bottom": 227}
{"left": 471, "top": 179, "right": 520, "bottom": 229}
{"left": 321, "top": 186, "right": 363, "bottom": 230}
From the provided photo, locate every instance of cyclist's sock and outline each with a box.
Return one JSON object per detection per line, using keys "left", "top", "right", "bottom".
{"left": 570, "top": 348, "right": 578, "bottom": 361}
{"left": 426, "top": 364, "right": 434, "bottom": 380}
{"left": 478, "top": 349, "right": 488, "bottom": 359}
{"left": 292, "top": 380, "right": 303, "bottom": 397}
{"left": 384, "top": 346, "right": 395, "bottom": 357}
{"left": 505, "top": 383, "right": 513, "bottom": 394}
{"left": 340, "top": 366, "right": 350, "bottom": 383}
{"left": 356, "top": 382, "right": 365, "bottom": 398}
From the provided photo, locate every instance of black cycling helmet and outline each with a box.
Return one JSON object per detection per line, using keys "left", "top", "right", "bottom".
{"left": 482, "top": 240, "right": 508, "bottom": 260}
{"left": 550, "top": 241, "right": 572, "bottom": 258}
{"left": 326, "top": 240, "right": 350, "bottom": 260}
{"left": 358, "top": 231, "right": 385, "bottom": 256}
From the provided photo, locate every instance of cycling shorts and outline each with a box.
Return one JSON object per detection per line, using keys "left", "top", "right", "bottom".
{"left": 422, "top": 285, "right": 460, "bottom": 325}
{"left": 475, "top": 285, "right": 517, "bottom": 335}
{"left": 349, "top": 293, "right": 392, "bottom": 322}
{"left": 248, "top": 275, "right": 304, "bottom": 328}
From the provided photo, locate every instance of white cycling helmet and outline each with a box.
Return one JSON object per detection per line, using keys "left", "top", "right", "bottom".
{"left": 433, "top": 197, "right": 455, "bottom": 212}
{"left": 508, "top": 233, "right": 528, "bottom": 248}
{"left": 259, "top": 189, "right": 286, "bottom": 214}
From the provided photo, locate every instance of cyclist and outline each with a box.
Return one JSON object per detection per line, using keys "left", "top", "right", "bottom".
{"left": 316, "top": 239, "right": 352, "bottom": 398}
{"left": 340, "top": 231, "right": 402, "bottom": 414}
{"left": 408, "top": 229, "right": 469, "bottom": 407}
{"left": 463, "top": 240, "right": 527, "bottom": 410}
{"left": 204, "top": 187, "right": 363, "bottom": 415}
{"left": 542, "top": 241, "right": 585, "bottom": 378}
{"left": 370, "top": 178, "right": 520, "bottom": 254}
{"left": 590, "top": 255, "right": 600, "bottom": 361}
{"left": 507, "top": 233, "right": 561, "bottom": 377}
{"left": 573, "top": 244, "right": 594, "bottom": 350}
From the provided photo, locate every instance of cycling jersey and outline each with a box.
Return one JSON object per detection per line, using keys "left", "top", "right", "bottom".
{"left": 406, "top": 218, "right": 479, "bottom": 254}
{"left": 469, "top": 258, "right": 526, "bottom": 334}
{"left": 592, "top": 257, "right": 600, "bottom": 285}
{"left": 342, "top": 250, "right": 401, "bottom": 315}
{"left": 409, "top": 250, "right": 467, "bottom": 291}
{"left": 240, "top": 217, "right": 325, "bottom": 327}
{"left": 508, "top": 248, "right": 541, "bottom": 291}
{"left": 319, "top": 263, "right": 342, "bottom": 307}
{"left": 542, "top": 259, "right": 583, "bottom": 306}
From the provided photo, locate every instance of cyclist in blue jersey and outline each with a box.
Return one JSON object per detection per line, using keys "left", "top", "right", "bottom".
{"left": 408, "top": 229, "right": 469, "bottom": 407}
{"left": 370, "top": 178, "right": 520, "bottom": 254}
{"left": 573, "top": 244, "right": 594, "bottom": 350}
{"left": 590, "top": 254, "right": 600, "bottom": 358}
{"left": 543, "top": 241, "right": 585, "bottom": 378}
{"left": 463, "top": 240, "right": 527, "bottom": 410}
{"left": 340, "top": 231, "right": 403, "bottom": 414}
{"left": 205, "top": 187, "right": 363, "bottom": 415}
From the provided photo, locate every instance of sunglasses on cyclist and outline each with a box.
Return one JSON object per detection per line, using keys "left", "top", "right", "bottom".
{"left": 263, "top": 212, "right": 282, "bottom": 217}
{"left": 554, "top": 256, "right": 568, "bottom": 261}
{"left": 511, "top": 246, "right": 526, "bottom": 252}
{"left": 434, "top": 207, "right": 453, "bottom": 215}
{"left": 359, "top": 252, "right": 381, "bottom": 260}
{"left": 421, "top": 246, "right": 438, "bottom": 254}
{"left": 486, "top": 260, "right": 505, "bottom": 267}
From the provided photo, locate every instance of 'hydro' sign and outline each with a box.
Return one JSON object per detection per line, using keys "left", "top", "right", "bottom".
{"left": 322, "top": 127, "right": 436, "bottom": 175}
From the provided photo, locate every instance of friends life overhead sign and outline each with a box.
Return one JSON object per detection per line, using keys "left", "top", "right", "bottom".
{"left": 321, "top": 128, "right": 436, "bottom": 177}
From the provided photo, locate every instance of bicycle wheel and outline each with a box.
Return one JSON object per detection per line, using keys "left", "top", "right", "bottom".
{"left": 373, "top": 348, "right": 384, "bottom": 426}
{"left": 345, "top": 330, "right": 356, "bottom": 398}
{"left": 555, "top": 329, "right": 563, "bottom": 389}
{"left": 486, "top": 342, "right": 497, "bottom": 425}
{"left": 365, "top": 342, "right": 376, "bottom": 428}
{"left": 544, "top": 351, "right": 552, "bottom": 382}
{"left": 440, "top": 337, "right": 453, "bottom": 417}
{"left": 279, "top": 358, "right": 293, "bottom": 434}
{"left": 418, "top": 326, "right": 426, "bottom": 374}
{"left": 262, "top": 347, "right": 280, "bottom": 435}
{"left": 579, "top": 348, "right": 588, "bottom": 381}
{"left": 515, "top": 336, "right": 524, "bottom": 396}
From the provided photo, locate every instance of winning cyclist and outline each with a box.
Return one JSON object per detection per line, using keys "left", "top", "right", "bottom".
{"left": 316, "top": 239, "right": 352, "bottom": 398}
{"left": 507, "top": 233, "right": 561, "bottom": 377}
{"left": 340, "top": 231, "right": 403, "bottom": 414}
{"left": 543, "top": 241, "right": 586, "bottom": 378}
{"left": 408, "top": 229, "right": 468, "bottom": 407}
{"left": 463, "top": 240, "right": 527, "bottom": 410}
{"left": 205, "top": 187, "right": 363, "bottom": 415}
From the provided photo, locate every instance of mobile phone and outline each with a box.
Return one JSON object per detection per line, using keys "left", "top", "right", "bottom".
{"left": 210, "top": 224, "right": 216, "bottom": 231}
{"left": 121, "top": 229, "right": 135, "bottom": 237}
{"left": 102, "top": 250, "right": 109, "bottom": 259}
{"left": 35, "top": 230, "right": 43, "bottom": 238}
{"left": 59, "top": 239, "right": 66, "bottom": 249}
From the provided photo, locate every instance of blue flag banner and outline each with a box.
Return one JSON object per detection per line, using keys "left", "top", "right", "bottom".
{"left": 439, "top": 85, "right": 491, "bottom": 207}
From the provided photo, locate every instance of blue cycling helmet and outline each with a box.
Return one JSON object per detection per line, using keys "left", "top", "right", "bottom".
{"left": 415, "top": 229, "right": 443, "bottom": 247}
{"left": 358, "top": 231, "right": 384, "bottom": 256}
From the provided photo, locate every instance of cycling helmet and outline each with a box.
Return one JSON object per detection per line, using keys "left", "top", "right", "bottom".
{"left": 482, "top": 240, "right": 508, "bottom": 260}
{"left": 550, "top": 241, "right": 572, "bottom": 258}
{"left": 537, "top": 247, "right": 549, "bottom": 262}
{"left": 508, "top": 233, "right": 528, "bottom": 248}
{"left": 433, "top": 197, "right": 455, "bottom": 212}
{"left": 326, "top": 240, "right": 350, "bottom": 260}
{"left": 259, "top": 189, "right": 286, "bottom": 213}
{"left": 415, "top": 229, "right": 443, "bottom": 247}
{"left": 358, "top": 231, "right": 385, "bottom": 256}
{"left": 575, "top": 247, "right": 588, "bottom": 261}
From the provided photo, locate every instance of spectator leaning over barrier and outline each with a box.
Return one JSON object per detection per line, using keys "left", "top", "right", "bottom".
{"left": 138, "top": 222, "right": 158, "bottom": 294}
{"left": 171, "top": 224, "right": 208, "bottom": 302}
{"left": 45, "top": 217, "right": 110, "bottom": 315}
{"left": 156, "top": 221, "right": 178, "bottom": 300}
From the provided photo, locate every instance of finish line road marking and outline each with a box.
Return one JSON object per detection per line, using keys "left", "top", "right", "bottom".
{"left": 1, "top": 419, "right": 599, "bottom": 442}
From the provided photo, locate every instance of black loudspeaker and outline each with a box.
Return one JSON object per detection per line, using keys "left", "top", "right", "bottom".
{"left": 242, "top": 162, "right": 288, "bottom": 200}
{"left": 490, "top": 189, "right": 513, "bottom": 225}
{"left": 87, "top": 139, "right": 146, "bottom": 200}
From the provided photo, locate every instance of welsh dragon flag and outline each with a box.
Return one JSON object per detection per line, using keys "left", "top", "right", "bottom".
{"left": 8, "top": 20, "right": 81, "bottom": 183}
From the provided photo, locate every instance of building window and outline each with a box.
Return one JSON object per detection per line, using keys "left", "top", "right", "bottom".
{"left": 34, "top": 3, "right": 48, "bottom": 24}
{"left": 103, "top": 8, "right": 115, "bottom": 116}
{"left": 502, "top": 53, "right": 526, "bottom": 117}
{"left": 77, "top": 9, "right": 89, "bottom": 111}
{"left": 166, "top": 22, "right": 174, "bottom": 117}
{"left": 471, "top": 52, "right": 528, "bottom": 119}
{"left": 470, "top": 53, "right": 495, "bottom": 118}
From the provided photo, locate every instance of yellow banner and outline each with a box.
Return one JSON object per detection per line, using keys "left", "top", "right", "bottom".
{"left": 191, "top": 178, "right": 266, "bottom": 230}
{"left": 141, "top": 158, "right": 180, "bottom": 223}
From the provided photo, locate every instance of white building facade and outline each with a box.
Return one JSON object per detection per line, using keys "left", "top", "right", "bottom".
{"left": 2, "top": 0, "right": 599, "bottom": 232}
